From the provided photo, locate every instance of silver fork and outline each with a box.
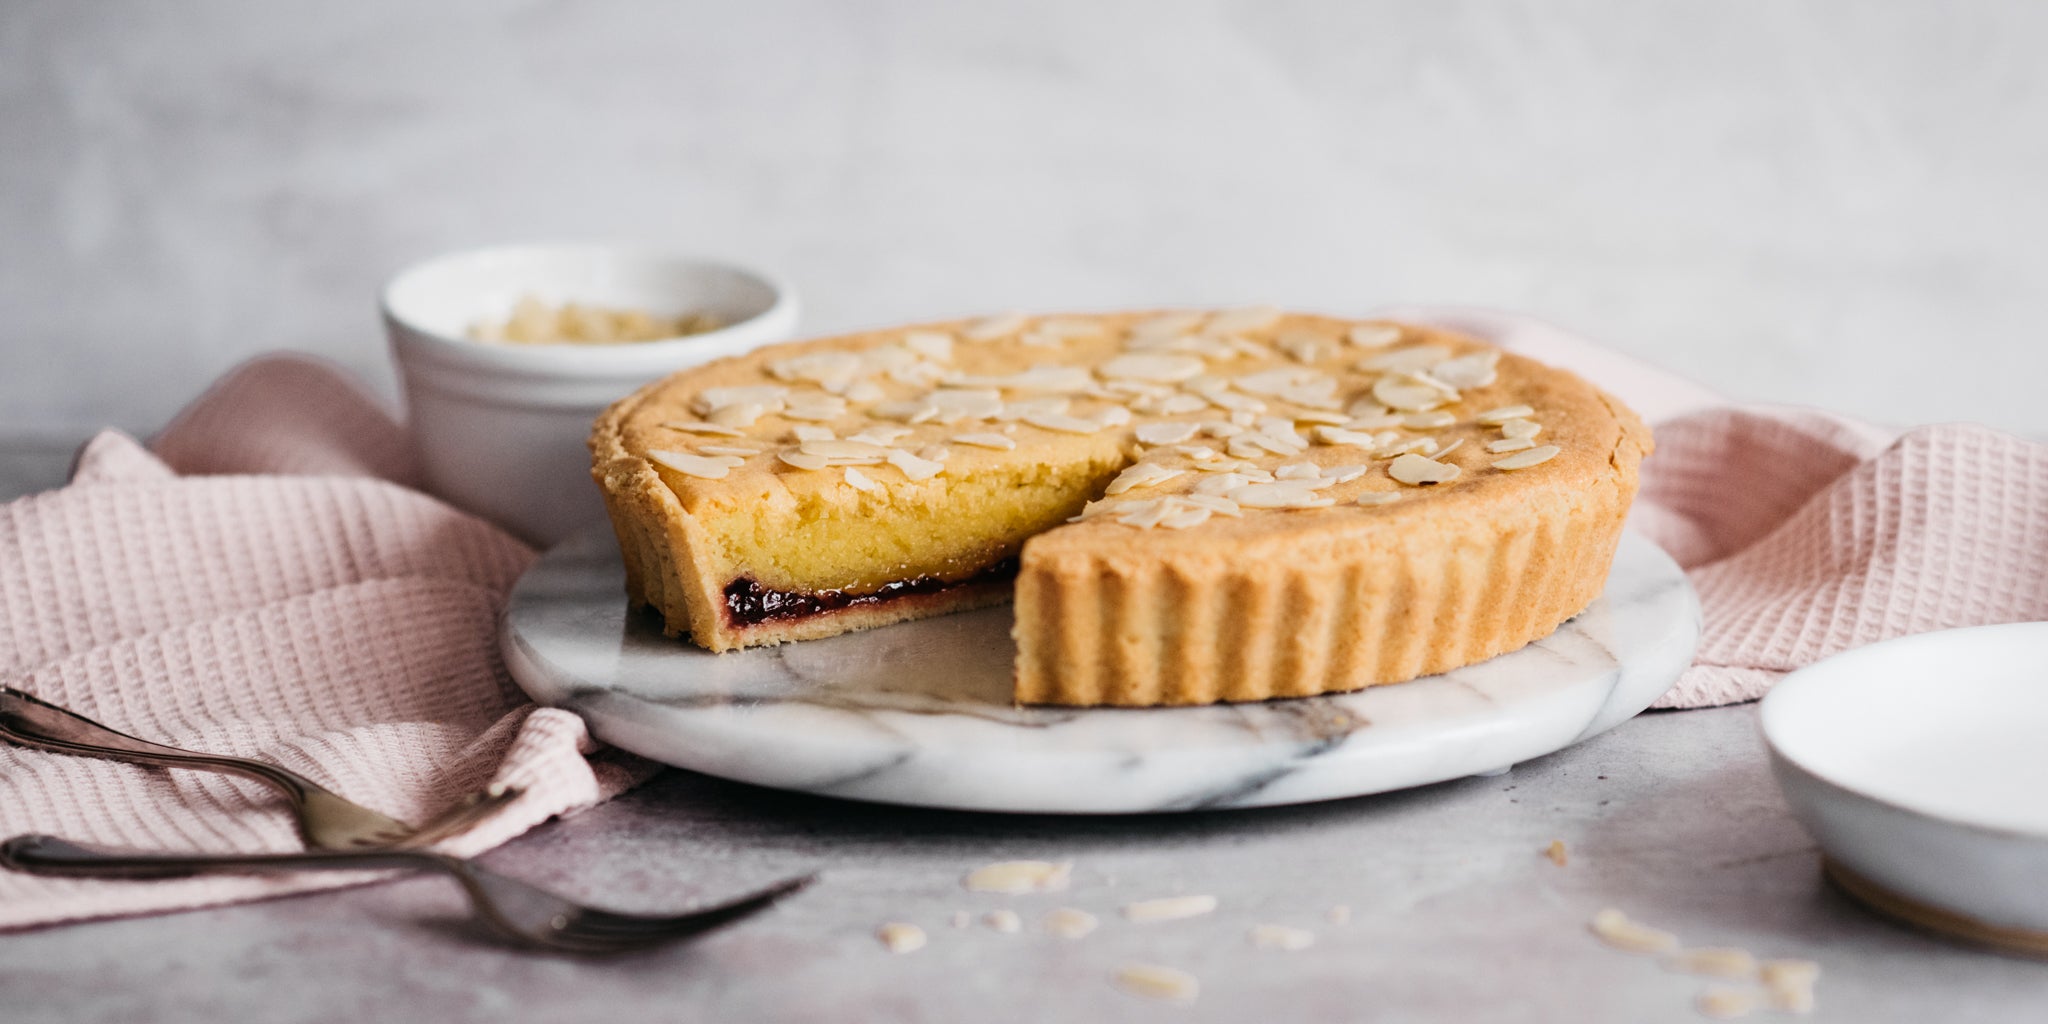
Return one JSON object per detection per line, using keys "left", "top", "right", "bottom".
{"left": 1, "top": 834, "right": 813, "bottom": 953}
{"left": 0, "top": 686, "right": 509, "bottom": 850}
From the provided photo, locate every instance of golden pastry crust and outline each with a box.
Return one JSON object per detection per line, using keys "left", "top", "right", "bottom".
{"left": 589, "top": 311, "right": 1651, "bottom": 705}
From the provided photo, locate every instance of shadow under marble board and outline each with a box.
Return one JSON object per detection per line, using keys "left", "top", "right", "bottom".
{"left": 502, "top": 527, "right": 1700, "bottom": 814}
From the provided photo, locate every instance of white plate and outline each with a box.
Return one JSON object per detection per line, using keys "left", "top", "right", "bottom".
{"left": 503, "top": 527, "right": 1698, "bottom": 814}
{"left": 1762, "top": 623, "right": 2048, "bottom": 950}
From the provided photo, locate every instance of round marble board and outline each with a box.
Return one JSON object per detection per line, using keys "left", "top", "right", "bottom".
{"left": 503, "top": 526, "right": 1700, "bottom": 814}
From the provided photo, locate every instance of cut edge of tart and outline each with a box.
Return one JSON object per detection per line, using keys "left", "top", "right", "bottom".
{"left": 589, "top": 310, "right": 1652, "bottom": 706}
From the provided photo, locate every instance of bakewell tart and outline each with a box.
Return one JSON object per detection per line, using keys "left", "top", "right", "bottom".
{"left": 589, "top": 310, "right": 1652, "bottom": 707}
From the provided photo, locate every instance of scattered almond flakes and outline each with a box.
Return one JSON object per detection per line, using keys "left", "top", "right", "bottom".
{"left": 1695, "top": 987, "right": 1759, "bottom": 1020}
{"left": 963, "top": 860, "right": 1073, "bottom": 894}
{"left": 984, "top": 909, "right": 1023, "bottom": 933}
{"left": 1476, "top": 404, "right": 1533, "bottom": 425}
{"left": 951, "top": 432, "right": 1018, "bottom": 450}
{"left": 1546, "top": 839, "right": 1569, "bottom": 866}
{"left": 658, "top": 420, "right": 745, "bottom": 437}
{"left": 1760, "top": 959, "right": 1819, "bottom": 1014}
{"left": 1589, "top": 908, "right": 1680, "bottom": 954}
{"left": 1043, "top": 907, "right": 1099, "bottom": 939}
{"left": 876, "top": 922, "right": 926, "bottom": 953}
{"left": 1101, "top": 353, "right": 1207, "bottom": 383}
{"left": 1388, "top": 452, "right": 1461, "bottom": 486}
{"left": 1499, "top": 417, "right": 1543, "bottom": 439}
{"left": 1114, "top": 963, "right": 1200, "bottom": 1004}
{"left": 1487, "top": 437, "right": 1538, "bottom": 454}
{"left": 886, "top": 449, "right": 945, "bottom": 481}
{"left": 1247, "top": 924, "right": 1316, "bottom": 951}
{"left": 647, "top": 449, "right": 743, "bottom": 480}
{"left": 1668, "top": 947, "right": 1757, "bottom": 980}
{"left": 843, "top": 467, "right": 882, "bottom": 493}
{"left": 1492, "top": 445, "right": 1561, "bottom": 471}
{"left": 1134, "top": 421, "right": 1200, "bottom": 446}
{"left": 1122, "top": 894, "right": 1218, "bottom": 923}
{"left": 777, "top": 449, "right": 831, "bottom": 471}
{"left": 1347, "top": 323, "right": 1402, "bottom": 348}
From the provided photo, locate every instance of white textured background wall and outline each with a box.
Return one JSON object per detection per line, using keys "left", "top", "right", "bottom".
{"left": 4, "top": 1, "right": 2044, "bottom": 441}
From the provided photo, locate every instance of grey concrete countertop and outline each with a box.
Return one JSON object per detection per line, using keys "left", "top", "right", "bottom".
{"left": 3, "top": 444, "right": 2045, "bottom": 1023}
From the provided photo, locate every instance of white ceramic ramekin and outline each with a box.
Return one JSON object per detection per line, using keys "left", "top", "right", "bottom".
{"left": 1761, "top": 622, "right": 2048, "bottom": 955}
{"left": 382, "top": 244, "right": 798, "bottom": 546}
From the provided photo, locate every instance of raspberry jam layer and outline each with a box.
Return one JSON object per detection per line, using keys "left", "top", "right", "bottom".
{"left": 723, "top": 558, "right": 1020, "bottom": 627}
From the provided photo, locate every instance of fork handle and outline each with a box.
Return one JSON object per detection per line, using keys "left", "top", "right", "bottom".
{"left": 0, "top": 833, "right": 455, "bottom": 880}
{"left": 0, "top": 687, "right": 322, "bottom": 804}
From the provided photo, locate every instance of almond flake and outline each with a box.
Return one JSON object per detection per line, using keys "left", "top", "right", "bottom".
{"left": 951, "top": 432, "right": 1018, "bottom": 451}
{"left": 1115, "top": 964, "right": 1199, "bottom": 1004}
{"left": 801, "top": 439, "right": 889, "bottom": 459}
{"left": 1247, "top": 924, "right": 1316, "bottom": 951}
{"left": 1131, "top": 312, "right": 1208, "bottom": 341}
{"left": 953, "top": 365, "right": 1094, "bottom": 392}
{"left": 1696, "top": 987, "right": 1759, "bottom": 1020}
{"left": 1359, "top": 344, "right": 1452, "bottom": 374}
{"left": 1043, "top": 907, "right": 1099, "bottom": 939}
{"left": 1402, "top": 410, "right": 1457, "bottom": 429}
{"left": 1314, "top": 425, "right": 1380, "bottom": 448}
{"left": 1177, "top": 493, "right": 1243, "bottom": 516}
{"left": 1106, "top": 462, "right": 1185, "bottom": 495}
{"left": 1206, "top": 305, "right": 1281, "bottom": 335}
{"left": 1431, "top": 351, "right": 1501, "bottom": 388}
{"left": 1274, "top": 463, "right": 1322, "bottom": 481}
{"left": 901, "top": 330, "right": 955, "bottom": 362}
{"left": 848, "top": 425, "right": 914, "bottom": 446}
{"left": 1487, "top": 437, "right": 1537, "bottom": 454}
{"left": 1157, "top": 505, "right": 1213, "bottom": 530}
{"left": 1174, "top": 445, "right": 1220, "bottom": 461}
{"left": 1158, "top": 394, "right": 1209, "bottom": 415}
{"left": 917, "top": 444, "right": 951, "bottom": 462}
{"left": 963, "top": 860, "right": 1073, "bottom": 894}
{"left": 1432, "top": 438, "right": 1465, "bottom": 459}
{"left": 984, "top": 909, "right": 1023, "bottom": 934}
{"left": 1122, "top": 894, "right": 1218, "bottom": 923}
{"left": 782, "top": 398, "right": 849, "bottom": 422}
{"left": 1113, "top": 499, "right": 1172, "bottom": 529}
{"left": 707, "top": 402, "right": 768, "bottom": 428}
{"left": 1100, "top": 353, "right": 1207, "bottom": 383}
{"left": 1324, "top": 464, "right": 1369, "bottom": 483}
{"left": 647, "top": 449, "right": 743, "bottom": 479}
{"left": 845, "top": 380, "right": 885, "bottom": 403}
{"left": 876, "top": 922, "right": 926, "bottom": 953}
{"left": 697, "top": 445, "right": 762, "bottom": 457}
{"left": 1347, "top": 323, "right": 1402, "bottom": 348}
{"left": 1589, "top": 908, "right": 1679, "bottom": 954}
{"left": 1388, "top": 453, "right": 1461, "bottom": 486}
{"left": 1373, "top": 375, "right": 1453, "bottom": 412}
{"left": 777, "top": 450, "right": 831, "bottom": 471}
{"left": 1227, "top": 481, "right": 1333, "bottom": 510}
{"left": 658, "top": 420, "right": 745, "bottom": 437}
{"left": 923, "top": 387, "right": 1007, "bottom": 421}
{"left": 1667, "top": 947, "right": 1758, "bottom": 979}
{"left": 791, "top": 425, "right": 837, "bottom": 443}
{"left": 887, "top": 449, "right": 945, "bottom": 481}
{"left": 1761, "top": 959, "right": 1819, "bottom": 1013}
{"left": 1492, "top": 445, "right": 1560, "bottom": 470}
{"left": 1134, "top": 421, "right": 1200, "bottom": 446}
{"left": 693, "top": 385, "right": 789, "bottom": 415}
{"left": 1277, "top": 330, "right": 1334, "bottom": 364}
{"left": 843, "top": 467, "right": 882, "bottom": 493}
{"left": 963, "top": 312, "right": 1027, "bottom": 342}
{"left": 1499, "top": 418, "right": 1543, "bottom": 439}
{"left": 1291, "top": 409, "right": 1352, "bottom": 425}
{"left": 1024, "top": 411, "right": 1107, "bottom": 434}
{"left": 1356, "top": 492, "right": 1400, "bottom": 506}
{"left": 1345, "top": 412, "right": 1405, "bottom": 430}
{"left": 1476, "top": 404, "right": 1534, "bottom": 425}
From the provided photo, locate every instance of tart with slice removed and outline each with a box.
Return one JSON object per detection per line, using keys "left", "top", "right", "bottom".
{"left": 589, "top": 310, "right": 1651, "bottom": 706}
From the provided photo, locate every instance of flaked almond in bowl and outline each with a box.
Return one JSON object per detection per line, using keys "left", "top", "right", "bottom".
{"left": 383, "top": 243, "right": 799, "bottom": 545}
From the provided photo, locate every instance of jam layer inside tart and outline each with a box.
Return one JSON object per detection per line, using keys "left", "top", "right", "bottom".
{"left": 723, "top": 558, "right": 1020, "bottom": 627}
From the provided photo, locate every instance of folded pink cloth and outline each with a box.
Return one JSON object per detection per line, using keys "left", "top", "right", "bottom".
{"left": 0, "top": 355, "right": 651, "bottom": 930}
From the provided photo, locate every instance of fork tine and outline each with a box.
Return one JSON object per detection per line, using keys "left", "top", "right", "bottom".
{"left": 553, "top": 874, "right": 816, "bottom": 949}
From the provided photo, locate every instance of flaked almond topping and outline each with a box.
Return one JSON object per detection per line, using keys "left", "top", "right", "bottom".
{"left": 962, "top": 312, "right": 1028, "bottom": 341}
{"left": 1499, "top": 417, "right": 1543, "bottom": 439}
{"left": 1291, "top": 409, "right": 1352, "bottom": 426}
{"left": 917, "top": 444, "right": 951, "bottom": 463}
{"left": 1157, "top": 505, "right": 1214, "bottom": 530}
{"left": 1106, "top": 462, "right": 1186, "bottom": 495}
{"left": 876, "top": 922, "right": 926, "bottom": 953}
{"left": 1695, "top": 988, "right": 1759, "bottom": 1020}
{"left": 1134, "top": 421, "right": 1200, "bottom": 446}
{"left": 648, "top": 449, "right": 744, "bottom": 479}
{"left": 1177, "top": 493, "right": 1244, "bottom": 516}
{"left": 1233, "top": 367, "right": 1335, "bottom": 398}
{"left": 1228, "top": 481, "right": 1334, "bottom": 510}
{"left": 658, "top": 420, "right": 745, "bottom": 437}
{"left": 1043, "top": 907, "right": 1099, "bottom": 939}
{"left": 843, "top": 467, "right": 882, "bottom": 493}
{"left": 984, "top": 909, "right": 1023, "bottom": 934}
{"left": 1373, "top": 374, "right": 1453, "bottom": 412}
{"left": 1359, "top": 344, "right": 1452, "bottom": 374}
{"left": 1402, "top": 410, "right": 1457, "bottom": 429}
{"left": 993, "top": 396, "right": 1073, "bottom": 422}
{"left": 1247, "top": 924, "right": 1317, "bottom": 951}
{"left": 844, "top": 380, "right": 885, "bottom": 404}
{"left": 1114, "top": 964, "right": 1199, "bottom": 1004}
{"left": 1667, "top": 947, "right": 1758, "bottom": 979}
{"left": 1100, "top": 352, "right": 1207, "bottom": 383}
{"left": 1356, "top": 492, "right": 1400, "bottom": 506}
{"left": 1274, "top": 463, "right": 1322, "bottom": 481}
{"left": 1095, "top": 405, "right": 1134, "bottom": 428}
{"left": 1344, "top": 412, "right": 1405, "bottom": 430}
{"left": 1157, "top": 393, "right": 1210, "bottom": 415}
{"left": 951, "top": 432, "right": 1018, "bottom": 450}
{"left": 697, "top": 444, "right": 763, "bottom": 457}
{"left": 901, "top": 330, "right": 955, "bottom": 362}
{"left": 708, "top": 403, "right": 769, "bottom": 429}
{"left": 849, "top": 425, "right": 915, "bottom": 446}
{"left": 1346, "top": 397, "right": 1393, "bottom": 418}
{"left": 1431, "top": 350, "right": 1501, "bottom": 389}
{"left": 963, "top": 860, "right": 1073, "bottom": 894}
{"left": 1314, "top": 425, "right": 1381, "bottom": 448}
{"left": 1388, "top": 452, "right": 1461, "bottom": 486}
{"left": 1123, "top": 895, "right": 1219, "bottom": 922}
{"left": 792, "top": 424, "right": 837, "bottom": 443}
{"left": 768, "top": 350, "right": 863, "bottom": 388}
{"left": 783, "top": 395, "right": 850, "bottom": 422}
{"left": 1432, "top": 438, "right": 1465, "bottom": 459}
{"left": 801, "top": 439, "right": 889, "bottom": 459}
{"left": 1487, "top": 437, "right": 1537, "bottom": 454}
{"left": 887, "top": 449, "right": 945, "bottom": 481}
{"left": 1197, "top": 387, "right": 1267, "bottom": 414}
{"left": 1492, "top": 445, "right": 1560, "bottom": 470}
{"left": 1347, "top": 323, "right": 1402, "bottom": 348}
{"left": 1377, "top": 435, "right": 1438, "bottom": 458}
{"left": 951, "top": 365, "right": 1094, "bottom": 393}
{"left": 1229, "top": 409, "right": 1259, "bottom": 427}
{"left": 1324, "top": 464, "right": 1369, "bottom": 484}
{"left": 1206, "top": 305, "right": 1282, "bottom": 335}
{"left": 1589, "top": 908, "right": 1680, "bottom": 954}
{"left": 693, "top": 385, "right": 789, "bottom": 415}
{"left": 1174, "top": 444, "right": 1221, "bottom": 461}
{"left": 1113, "top": 499, "right": 1173, "bottom": 529}
{"left": 1277, "top": 330, "right": 1334, "bottom": 364}
{"left": 1476, "top": 404, "right": 1534, "bottom": 425}
{"left": 871, "top": 400, "right": 938, "bottom": 425}
{"left": 777, "top": 450, "right": 831, "bottom": 471}
{"left": 1024, "top": 411, "right": 1110, "bottom": 434}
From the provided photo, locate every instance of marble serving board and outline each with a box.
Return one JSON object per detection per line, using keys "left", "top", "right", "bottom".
{"left": 503, "top": 527, "right": 1700, "bottom": 814}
